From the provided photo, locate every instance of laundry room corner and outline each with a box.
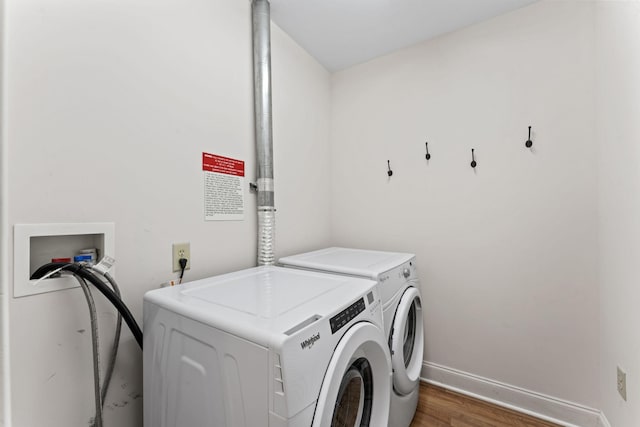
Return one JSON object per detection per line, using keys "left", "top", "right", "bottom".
{"left": 270, "top": 22, "right": 333, "bottom": 258}
{"left": 3, "top": 0, "right": 640, "bottom": 425}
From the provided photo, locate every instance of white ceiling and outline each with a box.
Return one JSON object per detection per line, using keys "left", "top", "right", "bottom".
{"left": 269, "top": 0, "right": 539, "bottom": 72}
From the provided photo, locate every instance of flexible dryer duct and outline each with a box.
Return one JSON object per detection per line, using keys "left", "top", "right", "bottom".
{"left": 252, "top": 0, "right": 275, "bottom": 265}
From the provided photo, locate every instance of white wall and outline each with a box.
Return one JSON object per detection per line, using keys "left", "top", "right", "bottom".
{"left": 596, "top": 2, "right": 640, "bottom": 426}
{"left": 0, "top": 0, "right": 7, "bottom": 420}
{"left": 271, "top": 24, "right": 332, "bottom": 256}
{"left": 330, "top": 0, "right": 600, "bottom": 409}
{"left": 2, "top": 0, "right": 330, "bottom": 425}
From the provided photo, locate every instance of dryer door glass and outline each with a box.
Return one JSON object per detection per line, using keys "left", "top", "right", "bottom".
{"left": 390, "top": 287, "right": 424, "bottom": 396}
{"left": 402, "top": 302, "right": 416, "bottom": 368}
{"left": 331, "top": 358, "right": 373, "bottom": 426}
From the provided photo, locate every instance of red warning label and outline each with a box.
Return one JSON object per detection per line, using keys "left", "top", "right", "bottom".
{"left": 202, "top": 152, "right": 245, "bottom": 177}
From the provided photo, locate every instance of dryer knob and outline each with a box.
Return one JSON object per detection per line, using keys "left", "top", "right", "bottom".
{"left": 403, "top": 268, "right": 411, "bottom": 278}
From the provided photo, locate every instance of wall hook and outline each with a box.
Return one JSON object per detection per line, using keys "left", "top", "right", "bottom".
{"left": 425, "top": 142, "right": 431, "bottom": 160}
{"left": 525, "top": 126, "right": 533, "bottom": 148}
{"left": 470, "top": 149, "right": 477, "bottom": 168}
{"left": 387, "top": 160, "right": 393, "bottom": 177}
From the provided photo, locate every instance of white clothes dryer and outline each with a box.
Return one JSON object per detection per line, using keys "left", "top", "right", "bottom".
{"left": 143, "top": 266, "right": 391, "bottom": 427}
{"left": 279, "top": 248, "right": 424, "bottom": 427}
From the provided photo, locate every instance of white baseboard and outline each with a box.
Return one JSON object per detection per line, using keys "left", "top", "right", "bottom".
{"left": 422, "top": 361, "right": 603, "bottom": 427}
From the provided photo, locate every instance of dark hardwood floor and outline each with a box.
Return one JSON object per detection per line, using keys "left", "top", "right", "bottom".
{"left": 410, "top": 382, "right": 561, "bottom": 427}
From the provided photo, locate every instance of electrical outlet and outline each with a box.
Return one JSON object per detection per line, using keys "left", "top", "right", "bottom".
{"left": 172, "top": 243, "right": 190, "bottom": 272}
{"left": 617, "top": 366, "right": 627, "bottom": 401}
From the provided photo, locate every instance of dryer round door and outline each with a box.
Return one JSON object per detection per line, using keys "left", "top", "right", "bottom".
{"left": 390, "top": 287, "right": 424, "bottom": 396}
{"left": 312, "top": 322, "right": 391, "bottom": 427}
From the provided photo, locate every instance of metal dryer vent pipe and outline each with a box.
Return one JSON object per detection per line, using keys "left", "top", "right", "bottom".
{"left": 252, "top": 0, "right": 276, "bottom": 265}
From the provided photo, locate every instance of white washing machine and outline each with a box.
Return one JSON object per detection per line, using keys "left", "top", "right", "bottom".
{"left": 143, "top": 266, "right": 391, "bottom": 427}
{"left": 279, "top": 248, "right": 424, "bottom": 427}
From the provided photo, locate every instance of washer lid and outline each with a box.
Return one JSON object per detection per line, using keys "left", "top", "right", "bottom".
{"left": 279, "top": 247, "right": 414, "bottom": 280}
{"left": 182, "top": 267, "right": 342, "bottom": 316}
{"left": 144, "top": 266, "right": 378, "bottom": 347}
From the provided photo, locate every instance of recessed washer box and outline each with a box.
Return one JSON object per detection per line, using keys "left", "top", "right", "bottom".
{"left": 13, "top": 223, "right": 115, "bottom": 298}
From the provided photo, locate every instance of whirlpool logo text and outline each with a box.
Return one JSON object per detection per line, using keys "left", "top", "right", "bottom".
{"left": 300, "top": 333, "right": 320, "bottom": 350}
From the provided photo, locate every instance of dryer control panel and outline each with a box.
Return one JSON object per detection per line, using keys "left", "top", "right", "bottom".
{"left": 377, "top": 257, "right": 418, "bottom": 305}
{"left": 330, "top": 297, "right": 365, "bottom": 334}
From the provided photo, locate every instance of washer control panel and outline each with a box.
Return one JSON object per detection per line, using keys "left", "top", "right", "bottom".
{"left": 330, "top": 297, "right": 365, "bottom": 334}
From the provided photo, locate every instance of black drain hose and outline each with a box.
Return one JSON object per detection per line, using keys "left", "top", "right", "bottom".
{"left": 31, "top": 262, "right": 143, "bottom": 348}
